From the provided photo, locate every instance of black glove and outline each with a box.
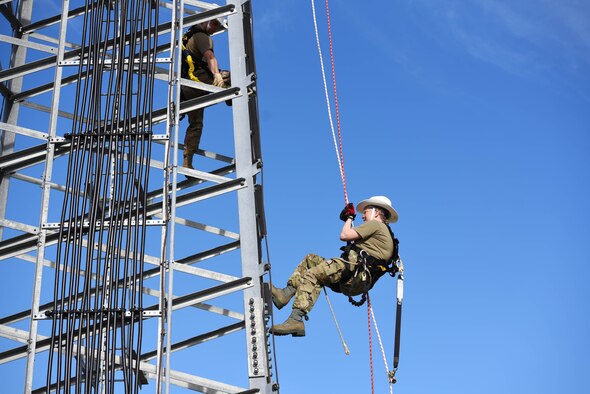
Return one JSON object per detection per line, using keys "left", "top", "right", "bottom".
{"left": 339, "top": 203, "right": 356, "bottom": 222}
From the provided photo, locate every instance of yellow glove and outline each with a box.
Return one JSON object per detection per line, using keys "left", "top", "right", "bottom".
{"left": 213, "top": 72, "right": 225, "bottom": 87}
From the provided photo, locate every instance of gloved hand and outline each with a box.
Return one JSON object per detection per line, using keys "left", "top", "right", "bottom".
{"left": 339, "top": 203, "right": 356, "bottom": 222}
{"left": 220, "top": 70, "right": 231, "bottom": 86}
{"left": 213, "top": 72, "right": 225, "bottom": 87}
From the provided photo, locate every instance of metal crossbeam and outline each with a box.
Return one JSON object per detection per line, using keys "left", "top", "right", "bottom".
{"left": 0, "top": 1, "right": 275, "bottom": 393}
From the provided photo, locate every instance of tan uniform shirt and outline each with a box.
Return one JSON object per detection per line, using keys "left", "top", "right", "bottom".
{"left": 354, "top": 220, "right": 394, "bottom": 261}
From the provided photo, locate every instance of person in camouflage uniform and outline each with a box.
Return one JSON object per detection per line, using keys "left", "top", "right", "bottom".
{"left": 270, "top": 196, "right": 398, "bottom": 337}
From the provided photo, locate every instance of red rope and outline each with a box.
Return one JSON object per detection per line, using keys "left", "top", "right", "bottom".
{"left": 324, "top": 0, "right": 348, "bottom": 204}
{"left": 367, "top": 293, "right": 375, "bottom": 394}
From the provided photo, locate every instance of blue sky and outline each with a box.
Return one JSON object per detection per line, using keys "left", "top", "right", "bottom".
{"left": 254, "top": 0, "right": 589, "bottom": 393}
{"left": 1, "top": 0, "right": 589, "bottom": 393}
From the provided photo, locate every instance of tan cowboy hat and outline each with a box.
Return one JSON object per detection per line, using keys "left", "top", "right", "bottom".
{"left": 356, "top": 196, "right": 398, "bottom": 223}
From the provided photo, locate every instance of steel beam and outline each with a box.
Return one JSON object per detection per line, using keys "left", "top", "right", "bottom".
{"left": 0, "top": 1, "right": 276, "bottom": 392}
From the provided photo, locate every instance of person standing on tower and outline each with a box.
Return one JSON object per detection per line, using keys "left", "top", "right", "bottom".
{"left": 181, "top": 17, "right": 228, "bottom": 169}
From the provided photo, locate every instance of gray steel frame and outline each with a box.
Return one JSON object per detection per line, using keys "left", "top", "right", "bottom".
{"left": 0, "top": 0, "right": 276, "bottom": 393}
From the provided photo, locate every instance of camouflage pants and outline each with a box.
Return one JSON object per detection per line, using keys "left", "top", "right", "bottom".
{"left": 287, "top": 254, "right": 349, "bottom": 313}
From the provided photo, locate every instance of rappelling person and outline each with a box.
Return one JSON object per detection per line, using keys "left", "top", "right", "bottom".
{"left": 269, "top": 196, "right": 399, "bottom": 337}
{"left": 180, "top": 17, "right": 230, "bottom": 169}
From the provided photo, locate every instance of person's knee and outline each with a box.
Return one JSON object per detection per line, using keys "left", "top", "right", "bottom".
{"left": 299, "top": 271, "right": 318, "bottom": 293}
{"left": 307, "top": 259, "right": 344, "bottom": 285}
{"left": 301, "top": 253, "right": 323, "bottom": 268}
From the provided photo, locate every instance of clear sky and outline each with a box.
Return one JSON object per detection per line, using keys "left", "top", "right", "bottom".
{"left": 254, "top": 0, "right": 589, "bottom": 393}
{"left": 1, "top": 1, "right": 589, "bottom": 393}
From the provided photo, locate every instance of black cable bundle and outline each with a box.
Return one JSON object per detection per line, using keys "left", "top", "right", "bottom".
{"left": 46, "top": 1, "right": 158, "bottom": 392}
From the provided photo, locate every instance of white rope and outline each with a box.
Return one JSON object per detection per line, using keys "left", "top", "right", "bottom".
{"left": 370, "top": 304, "right": 394, "bottom": 394}
{"left": 323, "top": 288, "right": 350, "bottom": 355}
{"left": 310, "top": 0, "right": 345, "bottom": 184}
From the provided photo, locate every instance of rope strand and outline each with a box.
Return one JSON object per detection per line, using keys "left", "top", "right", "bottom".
{"left": 324, "top": 0, "right": 348, "bottom": 203}
{"left": 311, "top": 0, "right": 348, "bottom": 204}
{"left": 370, "top": 297, "right": 394, "bottom": 394}
{"left": 368, "top": 294, "right": 375, "bottom": 394}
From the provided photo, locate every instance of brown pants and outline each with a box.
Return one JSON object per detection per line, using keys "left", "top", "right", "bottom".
{"left": 181, "top": 85, "right": 208, "bottom": 153}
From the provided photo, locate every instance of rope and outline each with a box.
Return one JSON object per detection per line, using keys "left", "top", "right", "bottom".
{"left": 262, "top": 231, "right": 281, "bottom": 387}
{"left": 324, "top": 0, "right": 348, "bottom": 203}
{"left": 310, "top": 0, "right": 348, "bottom": 204}
{"left": 311, "top": 1, "right": 400, "bottom": 389}
{"left": 367, "top": 294, "right": 374, "bottom": 394}
{"left": 260, "top": 167, "right": 280, "bottom": 384}
{"left": 323, "top": 287, "right": 351, "bottom": 355}
{"left": 370, "top": 296, "right": 394, "bottom": 394}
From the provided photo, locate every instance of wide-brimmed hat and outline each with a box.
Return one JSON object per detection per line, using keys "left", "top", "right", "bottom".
{"left": 356, "top": 196, "right": 398, "bottom": 223}
{"left": 199, "top": 17, "right": 228, "bottom": 35}
{"left": 209, "top": 17, "right": 228, "bottom": 34}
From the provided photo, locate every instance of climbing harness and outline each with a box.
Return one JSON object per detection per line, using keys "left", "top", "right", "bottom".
{"left": 181, "top": 26, "right": 212, "bottom": 83}
{"left": 335, "top": 225, "right": 400, "bottom": 306}
{"left": 179, "top": 26, "right": 231, "bottom": 116}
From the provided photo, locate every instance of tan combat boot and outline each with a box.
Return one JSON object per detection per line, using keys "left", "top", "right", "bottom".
{"left": 269, "top": 308, "right": 306, "bottom": 337}
{"left": 271, "top": 284, "right": 295, "bottom": 310}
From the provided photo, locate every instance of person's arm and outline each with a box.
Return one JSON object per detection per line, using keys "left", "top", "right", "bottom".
{"left": 202, "top": 49, "right": 220, "bottom": 75}
{"left": 203, "top": 49, "right": 225, "bottom": 87}
{"left": 340, "top": 218, "right": 361, "bottom": 242}
{"left": 190, "top": 33, "right": 224, "bottom": 87}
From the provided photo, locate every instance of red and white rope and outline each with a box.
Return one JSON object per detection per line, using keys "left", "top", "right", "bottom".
{"left": 310, "top": 0, "right": 349, "bottom": 204}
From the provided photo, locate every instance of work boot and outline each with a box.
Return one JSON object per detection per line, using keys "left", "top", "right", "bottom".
{"left": 269, "top": 308, "right": 306, "bottom": 337}
{"left": 271, "top": 284, "right": 296, "bottom": 310}
{"left": 182, "top": 151, "right": 194, "bottom": 169}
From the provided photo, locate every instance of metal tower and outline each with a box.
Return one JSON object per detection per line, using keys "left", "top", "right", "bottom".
{"left": 0, "top": 1, "right": 276, "bottom": 393}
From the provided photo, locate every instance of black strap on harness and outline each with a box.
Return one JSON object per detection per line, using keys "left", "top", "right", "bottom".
{"left": 388, "top": 270, "right": 404, "bottom": 384}
{"left": 393, "top": 295, "right": 402, "bottom": 368}
{"left": 334, "top": 225, "right": 400, "bottom": 306}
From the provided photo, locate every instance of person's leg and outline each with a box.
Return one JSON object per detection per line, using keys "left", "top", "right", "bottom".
{"left": 181, "top": 86, "right": 206, "bottom": 168}
{"left": 272, "top": 254, "right": 325, "bottom": 309}
{"left": 292, "top": 259, "right": 346, "bottom": 313}
{"left": 271, "top": 258, "right": 346, "bottom": 337}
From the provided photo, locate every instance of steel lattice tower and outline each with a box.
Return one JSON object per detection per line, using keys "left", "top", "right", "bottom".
{"left": 0, "top": 1, "right": 276, "bottom": 393}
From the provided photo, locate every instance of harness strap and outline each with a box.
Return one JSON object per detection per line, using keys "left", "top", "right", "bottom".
{"left": 341, "top": 244, "right": 396, "bottom": 275}
{"left": 337, "top": 225, "right": 399, "bottom": 306}
{"left": 181, "top": 26, "right": 212, "bottom": 81}
{"left": 393, "top": 273, "right": 403, "bottom": 369}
